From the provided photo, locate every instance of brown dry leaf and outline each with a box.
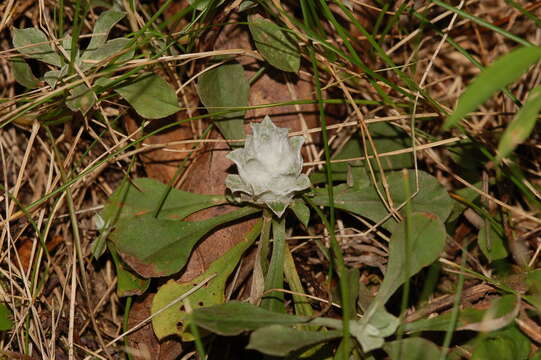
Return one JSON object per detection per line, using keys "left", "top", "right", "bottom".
{"left": 176, "top": 130, "right": 258, "bottom": 281}
{"left": 126, "top": 294, "right": 182, "bottom": 360}
{"left": 16, "top": 235, "right": 63, "bottom": 273}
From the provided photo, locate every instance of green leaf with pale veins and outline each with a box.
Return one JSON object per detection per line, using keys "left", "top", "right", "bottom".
{"left": 444, "top": 46, "right": 541, "bottom": 130}
{"left": 44, "top": 65, "right": 68, "bottom": 89}
{"left": 350, "top": 308, "right": 399, "bottom": 352}
{"left": 109, "top": 206, "right": 259, "bottom": 278}
{"left": 197, "top": 63, "right": 248, "bottom": 142}
{"left": 248, "top": 15, "right": 300, "bottom": 73}
{"left": 12, "top": 28, "right": 61, "bottom": 67}
{"left": 114, "top": 74, "right": 181, "bottom": 119}
{"left": 478, "top": 220, "right": 508, "bottom": 262}
{"left": 497, "top": 84, "right": 541, "bottom": 162}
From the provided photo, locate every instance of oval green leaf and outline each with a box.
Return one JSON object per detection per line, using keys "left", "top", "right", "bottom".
{"left": 114, "top": 74, "right": 181, "bottom": 119}
{"left": 10, "top": 58, "right": 40, "bottom": 89}
{"left": 248, "top": 15, "right": 300, "bottom": 73}
{"left": 12, "top": 27, "right": 61, "bottom": 67}
{"left": 85, "top": 10, "right": 125, "bottom": 51}
{"left": 247, "top": 325, "right": 341, "bottom": 357}
{"left": 197, "top": 62, "right": 248, "bottom": 141}
{"left": 444, "top": 46, "right": 541, "bottom": 130}
{"left": 377, "top": 211, "right": 447, "bottom": 303}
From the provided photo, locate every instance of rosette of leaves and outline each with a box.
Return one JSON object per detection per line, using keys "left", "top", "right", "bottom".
{"left": 225, "top": 115, "right": 311, "bottom": 217}
{"left": 11, "top": 10, "right": 180, "bottom": 119}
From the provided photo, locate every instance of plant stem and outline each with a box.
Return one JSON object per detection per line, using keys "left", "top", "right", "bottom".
{"left": 261, "top": 216, "right": 286, "bottom": 313}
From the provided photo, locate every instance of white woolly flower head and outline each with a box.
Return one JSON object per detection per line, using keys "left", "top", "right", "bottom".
{"left": 225, "top": 115, "right": 311, "bottom": 217}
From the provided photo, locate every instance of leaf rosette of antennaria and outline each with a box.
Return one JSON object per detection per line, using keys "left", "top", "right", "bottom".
{"left": 225, "top": 115, "right": 311, "bottom": 217}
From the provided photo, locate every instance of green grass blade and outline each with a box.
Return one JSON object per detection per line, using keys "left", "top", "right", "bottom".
{"left": 444, "top": 46, "right": 541, "bottom": 130}
{"left": 497, "top": 84, "right": 541, "bottom": 162}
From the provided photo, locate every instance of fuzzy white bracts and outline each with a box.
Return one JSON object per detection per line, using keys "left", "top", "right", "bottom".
{"left": 225, "top": 115, "right": 311, "bottom": 217}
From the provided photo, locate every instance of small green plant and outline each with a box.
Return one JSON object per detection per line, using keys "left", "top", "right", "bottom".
{"left": 11, "top": 10, "right": 181, "bottom": 120}
{"left": 97, "top": 115, "right": 458, "bottom": 357}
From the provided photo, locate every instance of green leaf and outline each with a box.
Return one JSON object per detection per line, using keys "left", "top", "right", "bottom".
{"left": 114, "top": 74, "right": 181, "bottom": 119}
{"left": 0, "top": 303, "right": 13, "bottom": 331}
{"left": 151, "top": 221, "right": 261, "bottom": 340}
{"left": 247, "top": 325, "right": 341, "bottom": 356}
{"left": 350, "top": 308, "right": 399, "bottom": 352}
{"left": 10, "top": 58, "right": 40, "bottom": 88}
{"left": 191, "top": 301, "right": 307, "bottom": 336}
{"left": 66, "top": 83, "right": 95, "bottom": 114}
{"left": 100, "top": 177, "right": 225, "bottom": 224}
{"left": 290, "top": 199, "right": 310, "bottom": 227}
{"left": 188, "top": 0, "right": 225, "bottom": 11}
{"left": 80, "top": 38, "right": 133, "bottom": 70}
{"left": 312, "top": 170, "right": 453, "bottom": 229}
{"left": 376, "top": 212, "right": 446, "bottom": 303}
{"left": 110, "top": 206, "right": 259, "bottom": 277}
{"left": 405, "top": 307, "right": 485, "bottom": 333}
{"left": 44, "top": 65, "right": 68, "bottom": 89}
{"left": 471, "top": 325, "right": 530, "bottom": 360}
{"left": 383, "top": 338, "right": 441, "bottom": 360}
{"left": 478, "top": 220, "right": 508, "bottom": 262}
{"left": 311, "top": 122, "right": 413, "bottom": 183}
{"left": 406, "top": 295, "right": 518, "bottom": 333}
{"left": 248, "top": 16, "right": 300, "bottom": 73}
{"left": 444, "top": 46, "right": 541, "bottom": 130}
{"left": 531, "top": 349, "right": 541, "bottom": 360}
{"left": 197, "top": 63, "right": 248, "bottom": 141}
{"left": 497, "top": 84, "right": 541, "bottom": 162}
{"left": 351, "top": 212, "right": 445, "bottom": 353}
{"left": 261, "top": 217, "right": 286, "bottom": 313}
{"left": 86, "top": 10, "right": 125, "bottom": 52}
{"left": 283, "top": 245, "right": 314, "bottom": 317}
{"left": 95, "top": 177, "right": 227, "bottom": 259}
{"left": 110, "top": 246, "right": 149, "bottom": 297}
{"left": 12, "top": 28, "right": 61, "bottom": 67}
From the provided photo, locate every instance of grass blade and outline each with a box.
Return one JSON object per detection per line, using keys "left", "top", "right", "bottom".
{"left": 496, "top": 84, "right": 541, "bottom": 162}
{"left": 444, "top": 46, "right": 541, "bottom": 129}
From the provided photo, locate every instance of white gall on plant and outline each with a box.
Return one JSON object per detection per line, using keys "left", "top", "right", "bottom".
{"left": 225, "top": 115, "right": 311, "bottom": 217}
